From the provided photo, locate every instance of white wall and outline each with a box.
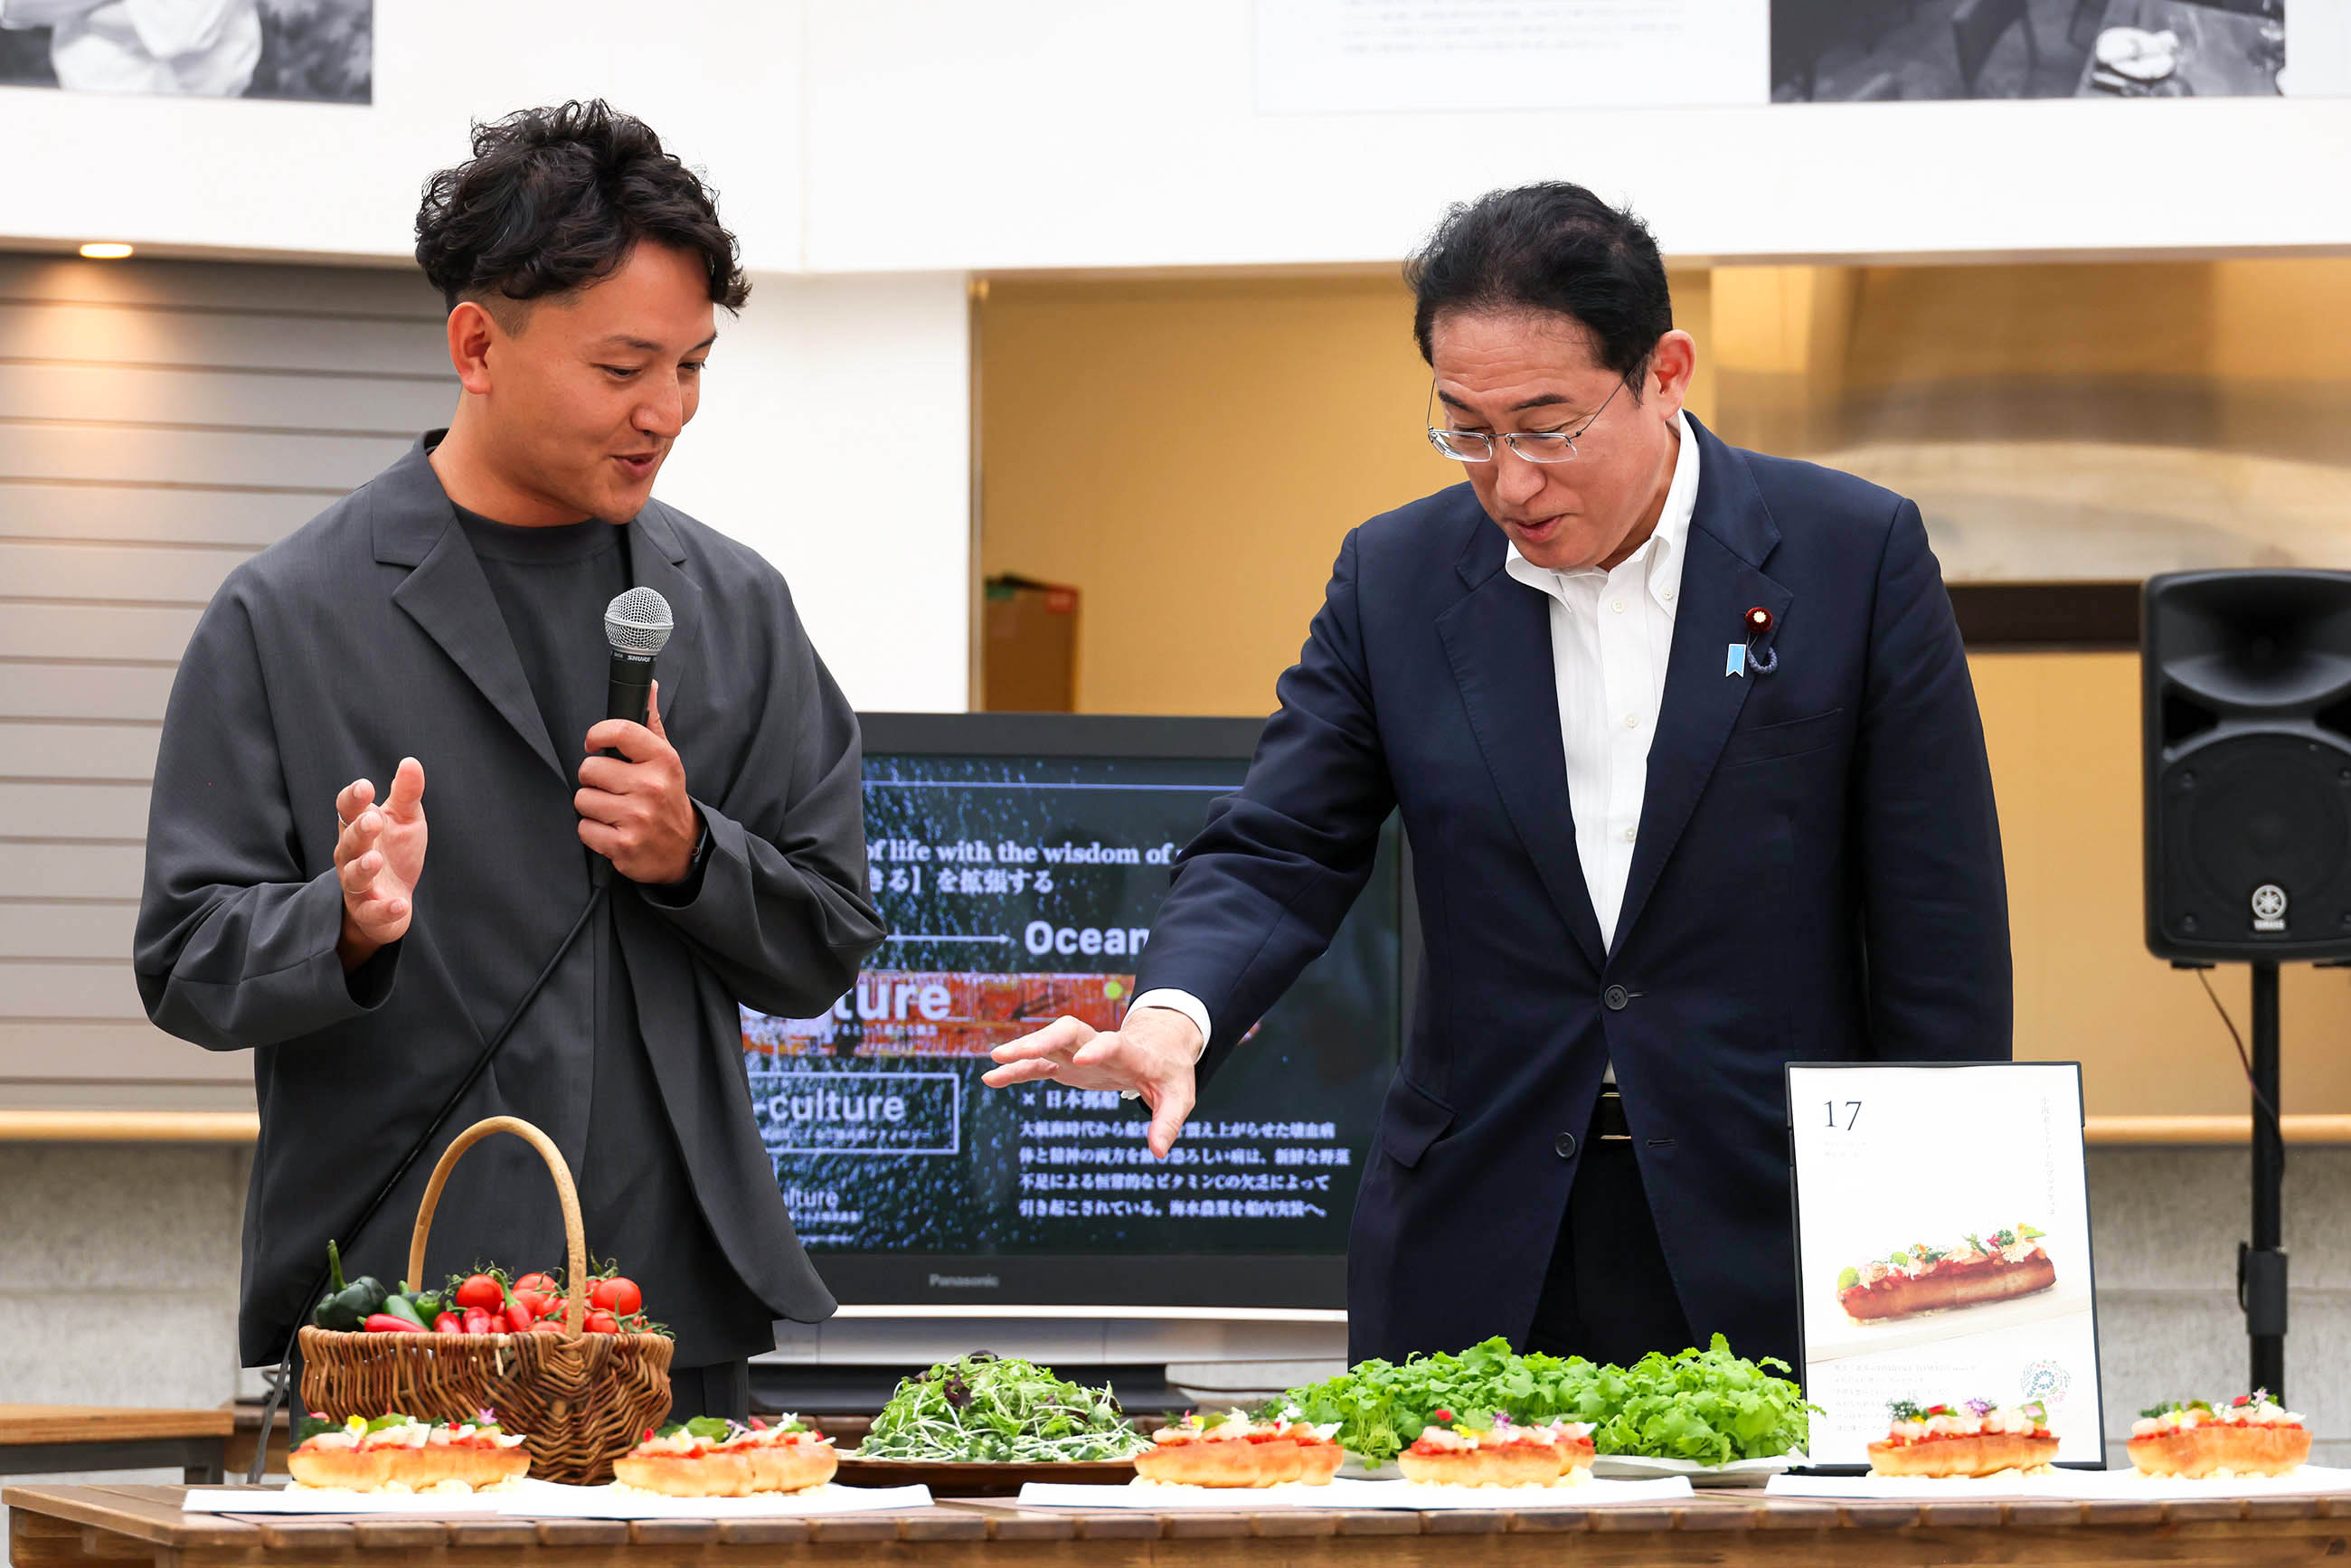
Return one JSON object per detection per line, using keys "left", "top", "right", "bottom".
{"left": 8, "top": 0, "right": 2351, "bottom": 273}
{"left": 654, "top": 270, "right": 972, "bottom": 713}
{"left": 805, "top": 0, "right": 2351, "bottom": 271}
{"left": 0, "top": 0, "right": 807, "bottom": 268}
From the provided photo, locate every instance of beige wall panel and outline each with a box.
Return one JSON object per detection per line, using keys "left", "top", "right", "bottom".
{"left": 0, "top": 605, "right": 203, "bottom": 665}
{"left": 5, "top": 723, "right": 162, "bottom": 782}
{"left": 0, "top": 364, "right": 448, "bottom": 436}
{"left": 0, "top": 844, "right": 146, "bottom": 902}
{"left": 0, "top": 481, "right": 323, "bottom": 548}
{"left": 977, "top": 268, "right": 2351, "bottom": 1119}
{"left": 0, "top": 666, "right": 178, "bottom": 722}
{"left": 0, "top": 903, "right": 137, "bottom": 962}
{"left": 0, "top": 1020, "right": 250, "bottom": 1082}
{"left": 0, "top": 300, "right": 449, "bottom": 377}
{"left": 0, "top": 783, "right": 151, "bottom": 841}
{"left": 0, "top": 425, "right": 409, "bottom": 492}
{"left": 0, "top": 543, "right": 247, "bottom": 607}
{"left": 0, "top": 961, "right": 145, "bottom": 1019}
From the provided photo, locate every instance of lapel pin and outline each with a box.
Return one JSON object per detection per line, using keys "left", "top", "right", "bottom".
{"left": 1725, "top": 643, "right": 1746, "bottom": 677}
{"left": 1742, "top": 605, "right": 1780, "bottom": 676}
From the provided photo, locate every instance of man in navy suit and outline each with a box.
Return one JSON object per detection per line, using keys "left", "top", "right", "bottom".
{"left": 984, "top": 184, "right": 2009, "bottom": 1372}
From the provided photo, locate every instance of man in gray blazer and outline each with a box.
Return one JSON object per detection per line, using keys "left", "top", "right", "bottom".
{"left": 134, "top": 100, "right": 884, "bottom": 1419}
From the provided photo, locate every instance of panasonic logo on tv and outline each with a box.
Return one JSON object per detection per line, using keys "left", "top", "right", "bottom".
{"left": 928, "top": 1273, "right": 1000, "bottom": 1289}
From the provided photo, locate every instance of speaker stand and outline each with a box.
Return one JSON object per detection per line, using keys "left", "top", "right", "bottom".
{"left": 2242, "top": 960, "right": 2289, "bottom": 1401}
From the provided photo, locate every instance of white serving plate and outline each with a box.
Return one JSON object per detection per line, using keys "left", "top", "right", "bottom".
{"left": 1767, "top": 1465, "right": 2351, "bottom": 1502}
{"left": 1591, "top": 1451, "right": 1804, "bottom": 1487}
{"left": 184, "top": 1478, "right": 935, "bottom": 1518}
{"left": 1016, "top": 1475, "right": 1694, "bottom": 1509}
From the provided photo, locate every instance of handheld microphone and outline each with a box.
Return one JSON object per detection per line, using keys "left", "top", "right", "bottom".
{"left": 603, "top": 587, "right": 674, "bottom": 729}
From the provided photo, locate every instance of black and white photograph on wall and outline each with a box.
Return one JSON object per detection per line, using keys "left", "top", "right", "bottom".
{"left": 0, "top": 0, "right": 370, "bottom": 101}
{"left": 1773, "top": 0, "right": 2284, "bottom": 101}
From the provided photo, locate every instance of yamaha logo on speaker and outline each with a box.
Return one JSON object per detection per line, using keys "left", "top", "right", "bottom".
{"left": 2252, "top": 883, "right": 2288, "bottom": 932}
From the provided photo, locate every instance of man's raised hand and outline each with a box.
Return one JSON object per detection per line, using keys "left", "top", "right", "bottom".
{"left": 982, "top": 1006, "right": 1202, "bottom": 1157}
{"left": 334, "top": 757, "right": 427, "bottom": 969}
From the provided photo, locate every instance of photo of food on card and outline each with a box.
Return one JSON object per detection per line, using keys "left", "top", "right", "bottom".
{"left": 1787, "top": 1063, "right": 2105, "bottom": 1467}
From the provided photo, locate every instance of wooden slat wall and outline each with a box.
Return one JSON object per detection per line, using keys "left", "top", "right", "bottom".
{"left": 0, "top": 254, "right": 453, "bottom": 1111}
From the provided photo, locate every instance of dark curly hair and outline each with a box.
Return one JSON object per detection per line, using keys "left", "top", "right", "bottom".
{"left": 1405, "top": 183, "right": 1671, "bottom": 392}
{"left": 414, "top": 99, "right": 749, "bottom": 316}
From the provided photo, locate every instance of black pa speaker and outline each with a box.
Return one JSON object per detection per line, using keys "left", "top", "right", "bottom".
{"left": 2144, "top": 570, "right": 2351, "bottom": 962}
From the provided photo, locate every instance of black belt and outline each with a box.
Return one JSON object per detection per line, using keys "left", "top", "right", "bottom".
{"left": 1591, "top": 1090, "right": 1632, "bottom": 1142}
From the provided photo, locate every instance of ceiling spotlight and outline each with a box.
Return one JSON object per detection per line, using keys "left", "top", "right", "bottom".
{"left": 79, "top": 242, "right": 134, "bottom": 260}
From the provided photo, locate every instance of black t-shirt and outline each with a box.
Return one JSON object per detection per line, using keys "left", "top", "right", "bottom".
{"left": 454, "top": 505, "right": 773, "bottom": 1368}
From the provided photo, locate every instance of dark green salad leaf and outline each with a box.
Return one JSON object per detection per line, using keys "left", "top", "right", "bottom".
{"left": 858, "top": 1353, "right": 1147, "bottom": 1462}
{"left": 1278, "top": 1335, "right": 1812, "bottom": 1467}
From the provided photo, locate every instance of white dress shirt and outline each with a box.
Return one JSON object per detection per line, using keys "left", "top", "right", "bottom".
{"left": 1133, "top": 413, "right": 1703, "bottom": 1075}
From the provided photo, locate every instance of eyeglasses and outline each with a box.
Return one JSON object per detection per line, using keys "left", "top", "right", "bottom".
{"left": 1425, "top": 375, "right": 1629, "bottom": 464}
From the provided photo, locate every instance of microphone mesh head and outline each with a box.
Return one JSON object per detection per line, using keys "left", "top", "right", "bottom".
{"left": 605, "top": 587, "right": 674, "bottom": 656}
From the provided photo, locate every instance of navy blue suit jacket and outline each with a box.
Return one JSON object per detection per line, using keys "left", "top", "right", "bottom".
{"left": 1134, "top": 416, "right": 2011, "bottom": 1369}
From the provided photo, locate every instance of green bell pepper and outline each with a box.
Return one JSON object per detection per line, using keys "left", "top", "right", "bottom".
{"left": 311, "top": 1240, "right": 390, "bottom": 1332}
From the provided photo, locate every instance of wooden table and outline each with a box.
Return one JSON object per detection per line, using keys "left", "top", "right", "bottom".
{"left": 9, "top": 1482, "right": 2350, "bottom": 1565}
{"left": 2076, "top": 0, "right": 2281, "bottom": 96}
{"left": 0, "top": 1410, "right": 231, "bottom": 1486}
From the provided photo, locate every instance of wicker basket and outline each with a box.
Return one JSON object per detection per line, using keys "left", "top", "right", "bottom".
{"left": 299, "top": 1115, "right": 675, "bottom": 1485}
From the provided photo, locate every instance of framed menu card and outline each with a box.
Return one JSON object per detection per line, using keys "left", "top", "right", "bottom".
{"left": 1788, "top": 1062, "right": 2106, "bottom": 1467}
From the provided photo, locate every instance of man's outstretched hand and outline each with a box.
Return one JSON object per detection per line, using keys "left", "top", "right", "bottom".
{"left": 335, "top": 757, "right": 426, "bottom": 970}
{"left": 983, "top": 1006, "right": 1203, "bottom": 1157}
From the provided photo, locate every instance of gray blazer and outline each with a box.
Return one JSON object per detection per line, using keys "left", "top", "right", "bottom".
{"left": 135, "top": 439, "right": 885, "bottom": 1365}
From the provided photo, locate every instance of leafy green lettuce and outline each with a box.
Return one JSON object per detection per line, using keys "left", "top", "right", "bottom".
{"left": 1278, "top": 1334, "right": 1811, "bottom": 1467}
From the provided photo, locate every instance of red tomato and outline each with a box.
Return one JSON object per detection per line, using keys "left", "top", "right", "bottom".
{"left": 589, "top": 1277, "right": 644, "bottom": 1316}
{"left": 512, "top": 1289, "right": 556, "bottom": 1321}
{"left": 529, "top": 1318, "right": 564, "bottom": 1335}
{"left": 585, "top": 1309, "right": 619, "bottom": 1335}
{"left": 462, "top": 1306, "right": 495, "bottom": 1336}
{"left": 453, "top": 1274, "right": 506, "bottom": 1312}
{"left": 504, "top": 1301, "right": 534, "bottom": 1335}
{"left": 512, "top": 1272, "right": 560, "bottom": 1296}
{"left": 432, "top": 1312, "right": 465, "bottom": 1336}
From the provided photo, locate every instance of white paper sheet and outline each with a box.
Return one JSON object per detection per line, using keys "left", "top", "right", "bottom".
{"left": 183, "top": 1478, "right": 934, "bottom": 1518}
{"left": 1767, "top": 1464, "right": 2351, "bottom": 1501}
{"left": 499, "top": 1481, "right": 933, "bottom": 1519}
{"left": 1017, "top": 1475, "right": 1693, "bottom": 1510}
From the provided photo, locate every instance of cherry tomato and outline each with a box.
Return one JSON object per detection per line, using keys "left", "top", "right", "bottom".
{"left": 504, "top": 1300, "right": 533, "bottom": 1335}
{"left": 512, "top": 1272, "right": 560, "bottom": 1296}
{"left": 529, "top": 1318, "right": 564, "bottom": 1335}
{"left": 432, "top": 1312, "right": 466, "bottom": 1335}
{"left": 589, "top": 1277, "right": 643, "bottom": 1317}
{"left": 462, "top": 1306, "right": 495, "bottom": 1336}
{"left": 363, "top": 1313, "right": 425, "bottom": 1333}
{"left": 585, "top": 1309, "right": 619, "bottom": 1335}
{"left": 512, "top": 1288, "right": 556, "bottom": 1321}
{"left": 454, "top": 1274, "right": 506, "bottom": 1312}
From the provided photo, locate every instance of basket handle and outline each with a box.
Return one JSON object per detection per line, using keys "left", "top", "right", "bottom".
{"left": 408, "top": 1115, "right": 589, "bottom": 1337}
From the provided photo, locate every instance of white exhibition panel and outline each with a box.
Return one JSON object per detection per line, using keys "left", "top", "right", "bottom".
{"left": 4, "top": 1, "right": 2348, "bottom": 270}
{"left": 0, "top": 0, "right": 807, "bottom": 269}
{"left": 804, "top": 0, "right": 2351, "bottom": 270}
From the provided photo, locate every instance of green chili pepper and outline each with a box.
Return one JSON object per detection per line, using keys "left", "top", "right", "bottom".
{"left": 380, "top": 1294, "right": 428, "bottom": 1330}
{"left": 311, "top": 1240, "right": 390, "bottom": 1331}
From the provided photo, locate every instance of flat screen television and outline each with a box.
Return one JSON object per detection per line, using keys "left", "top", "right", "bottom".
{"left": 738, "top": 712, "right": 1408, "bottom": 1313}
